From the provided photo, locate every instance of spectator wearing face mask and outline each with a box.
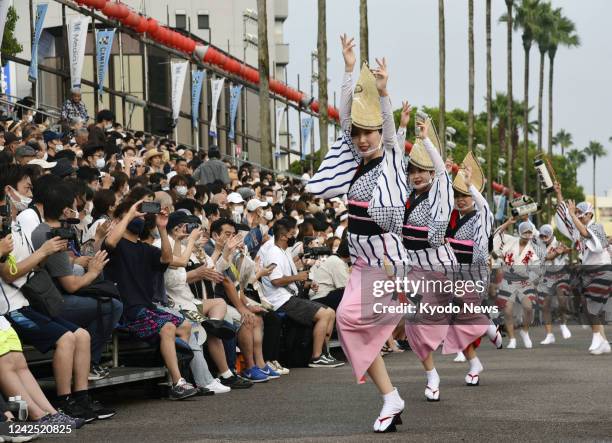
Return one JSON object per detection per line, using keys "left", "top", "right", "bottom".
{"left": 243, "top": 199, "right": 271, "bottom": 257}
{"left": 227, "top": 192, "right": 246, "bottom": 224}
{"left": 61, "top": 88, "right": 89, "bottom": 124}
{"left": 83, "top": 143, "right": 106, "bottom": 171}
{"left": 88, "top": 109, "right": 115, "bottom": 146}
{"left": 168, "top": 174, "right": 189, "bottom": 204}
{"left": 43, "top": 130, "right": 63, "bottom": 162}
{"left": 308, "top": 238, "right": 350, "bottom": 310}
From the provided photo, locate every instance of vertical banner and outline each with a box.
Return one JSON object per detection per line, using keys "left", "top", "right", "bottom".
{"left": 170, "top": 60, "right": 188, "bottom": 123}
{"left": 228, "top": 84, "right": 243, "bottom": 141}
{"left": 300, "top": 117, "right": 314, "bottom": 160}
{"left": 28, "top": 3, "right": 48, "bottom": 83}
{"left": 274, "top": 105, "right": 286, "bottom": 158}
{"left": 495, "top": 194, "right": 507, "bottom": 222}
{"left": 191, "top": 69, "right": 205, "bottom": 128}
{"left": 95, "top": 28, "right": 115, "bottom": 100}
{"left": 209, "top": 77, "right": 225, "bottom": 138}
{"left": 67, "top": 15, "right": 91, "bottom": 89}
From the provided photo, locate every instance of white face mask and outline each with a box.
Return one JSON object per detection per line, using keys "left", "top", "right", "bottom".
{"left": 95, "top": 158, "right": 105, "bottom": 169}
{"left": 265, "top": 196, "right": 274, "bottom": 205}
{"left": 42, "top": 152, "right": 48, "bottom": 161}
{"left": 326, "top": 232, "right": 333, "bottom": 239}
{"left": 26, "top": 115, "right": 33, "bottom": 123}
{"left": 105, "top": 123, "right": 113, "bottom": 131}
{"left": 9, "top": 187, "right": 32, "bottom": 212}
{"left": 264, "top": 210, "right": 273, "bottom": 221}
{"left": 233, "top": 206, "right": 244, "bottom": 215}
{"left": 55, "top": 144, "right": 64, "bottom": 152}
{"left": 175, "top": 186, "right": 188, "bottom": 196}
{"left": 290, "top": 195, "right": 299, "bottom": 201}
{"left": 356, "top": 136, "right": 383, "bottom": 158}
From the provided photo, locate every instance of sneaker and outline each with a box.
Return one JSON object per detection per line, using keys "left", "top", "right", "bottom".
{"left": 560, "top": 324, "right": 572, "bottom": 340}
{"left": 271, "top": 360, "right": 290, "bottom": 375}
{"left": 259, "top": 364, "right": 280, "bottom": 379}
{"left": 54, "top": 412, "right": 86, "bottom": 429}
{"left": 56, "top": 396, "right": 97, "bottom": 424}
{"left": 38, "top": 411, "right": 84, "bottom": 429}
{"left": 84, "top": 397, "right": 116, "bottom": 420}
{"left": 195, "top": 386, "right": 214, "bottom": 396}
{"left": 588, "top": 333, "right": 604, "bottom": 352}
{"left": 169, "top": 378, "right": 198, "bottom": 400}
{"left": 453, "top": 352, "right": 467, "bottom": 363}
{"left": 540, "top": 333, "right": 555, "bottom": 345}
{"left": 219, "top": 374, "right": 253, "bottom": 389}
{"left": 202, "top": 319, "right": 236, "bottom": 340}
{"left": 205, "top": 378, "right": 231, "bottom": 394}
{"left": 0, "top": 427, "right": 38, "bottom": 442}
{"left": 88, "top": 364, "right": 109, "bottom": 381}
{"left": 241, "top": 366, "right": 269, "bottom": 383}
{"left": 324, "top": 353, "right": 345, "bottom": 367}
{"left": 506, "top": 338, "right": 517, "bottom": 349}
{"left": 308, "top": 355, "right": 342, "bottom": 368}
{"left": 590, "top": 340, "right": 611, "bottom": 355}
{"left": 519, "top": 330, "right": 532, "bottom": 349}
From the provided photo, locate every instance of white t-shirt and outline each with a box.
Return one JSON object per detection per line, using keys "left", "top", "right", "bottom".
{"left": 0, "top": 222, "right": 32, "bottom": 312}
{"left": 261, "top": 244, "right": 298, "bottom": 310}
{"left": 16, "top": 207, "right": 42, "bottom": 246}
{"left": 0, "top": 316, "right": 10, "bottom": 331}
{"left": 309, "top": 255, "right": 349, "bottom": 300}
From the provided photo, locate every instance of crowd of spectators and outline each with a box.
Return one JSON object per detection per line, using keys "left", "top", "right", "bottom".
{"left": 0, "top": 94, "right": 352, "bottom": 438}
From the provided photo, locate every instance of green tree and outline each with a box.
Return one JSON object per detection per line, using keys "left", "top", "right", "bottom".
{"left": 504, "top": 0, "right": 514, "bottom": 198}
{"left": 534, "top": 3, "right": 554, "bottom": 155}
{"left": 553, "top": 129, "right": 573, "bottom": 156}
{"left": 1, "top": 6, "right": 23, "bottom": 66}
{"left": 583, "top": 141, "right": 607, "bottom": 213}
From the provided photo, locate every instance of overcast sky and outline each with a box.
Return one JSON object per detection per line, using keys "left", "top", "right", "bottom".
{"left": 284, "top": 0, "right": 612, "bottom": 196}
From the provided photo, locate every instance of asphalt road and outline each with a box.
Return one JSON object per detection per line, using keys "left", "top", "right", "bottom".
{"left": 73, "top": 326, "right": 612, "bottom": 442}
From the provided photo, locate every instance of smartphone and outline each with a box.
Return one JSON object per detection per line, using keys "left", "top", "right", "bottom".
{"left": 267, "top": 263, "right": 277, "bottom": 270}
{"left": 415, "top": 110, "right": 429, "bottom": 137}
{"left": 140, "top": 201, "right": 161, "bottom": 214}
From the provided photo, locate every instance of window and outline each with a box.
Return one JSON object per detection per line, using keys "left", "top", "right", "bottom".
{"left": 198, "top": 14, "right": 209, "bottom": 30}
{"left": 175, "top": 13, "right": 187, "bottom": 30}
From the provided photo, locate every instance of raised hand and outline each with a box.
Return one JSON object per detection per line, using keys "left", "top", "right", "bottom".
{"left": 462, "top": 165, "right": 473, "bottom": 188}
{"left": 399, "top": 101, "right": 412, "bottom": 128}
{"left": 340, "top": 34, "right": 356, "bottom": 72}
{"left": 156, "top": 208, "right": 169, "bottom": 230}
{"left": 88, "top": 250, "right": 109, "bottom": 274}
{"left": 372, "top": 57, "right": 389, "bottom": 96}
{"left": 416, "top": 119, "right": 430, "bottom": 140}
{"left": 38, "top": 237, "right": 68, "bottom": 256}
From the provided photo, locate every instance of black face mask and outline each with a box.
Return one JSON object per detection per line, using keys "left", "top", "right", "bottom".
{"left": 287, "top": 236, "right": 296, "bottom": 247}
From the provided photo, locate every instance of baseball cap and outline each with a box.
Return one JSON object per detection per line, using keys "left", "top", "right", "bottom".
{"left": 246, "top": 199, "right": 268, "bottom": 212}
{"left": 28, "top": 158, "right": 57, "bottom": 169}
{"left": 4, "top": 132, "right": 22, "bottom": 145}
{"left": 43, "top": 130, "right": 62, "bottom": 144}
{"left": 167, "top": 211, "right": 201, "bottom": 232}
{"left": 50, "top": 158, "right": 76, "bottom": 178}
{"left": 15, "top": 146, "right": 37, "bottom": 158}
{"left": 227, "top": 192, "right": 245, "bottom": 204}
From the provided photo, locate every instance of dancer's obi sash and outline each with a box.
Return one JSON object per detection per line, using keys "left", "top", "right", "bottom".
{"left": 401, "top": 191, "right": 430, "bottom": 251}
{"left": 347, "top": 200, "right": 384, "bottom": 236}
{"left": 445, "top": 210, "right": 478, "bottom": 264}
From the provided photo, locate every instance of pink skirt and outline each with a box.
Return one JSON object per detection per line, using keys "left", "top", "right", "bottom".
{"left": 336, "top": 258, "right": 404, "bottom": 384}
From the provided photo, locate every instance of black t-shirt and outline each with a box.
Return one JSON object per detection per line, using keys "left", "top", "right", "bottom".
{"left": 102, "top": 238, "right": 168, "bottom": 320}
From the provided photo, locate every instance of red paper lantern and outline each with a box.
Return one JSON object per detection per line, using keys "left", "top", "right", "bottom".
{"left": 451, "top": 164, "right": 459, "bottom": 175}
{"left": 183, "top": 38, "right": 196, "bottom": 53}
{"left": 154, "top": 27, "right": 169, "bottom": 45}
{"left": 88, "top": 0, "right": 107, "bottom": 9}
{"left": 404, "top": 141, "right": 413, "bottom": 154}
{"left": 101, "top": 1, "right": 120, "bottom": 17}
{"left": 245, "top": 69, "right": 259, "bottom": 84}
{"left": 135, "top": 16, "right": 148, "bottom": 33}
{"left": 310, "top": 101, "right": 319, "bottom": 113}
{"left": 237, "top": 63, "right": 249, "bottom": 78}
{"left": 216, "top": 53, "right": 228, "bottom": 68}
{"left": 224, "top": 58, "right": 241, "bottom": 74}
{"left": 203, "top": 47, "right": 219, "bottom": 64}
{"left": 146, "top": 18, "right": 158, "bottom": 34}
{"left": 115, "top": 3, "right": 129, "bottom": 19}
{"left": 122, "top": 12, "right": 140, "bottom": 28}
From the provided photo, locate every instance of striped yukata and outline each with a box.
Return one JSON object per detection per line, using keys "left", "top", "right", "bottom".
{"left": 368, "top": 126, "right": 458, "bottom": 361}
{"left": 556, "top": 202, "right": 612, "bottom": 320}
{"left": 305, "top": 71, "right": 408, "bottom": 383}
{"left": 442, "top": 186, "right": 494, "bottom": 354}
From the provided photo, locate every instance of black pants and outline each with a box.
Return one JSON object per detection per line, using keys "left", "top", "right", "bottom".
{"left": 262, "top": 311, "right": 282, "bottom": 362}
{"left": 314, "top": 288, "right": 344, "bottom": 311}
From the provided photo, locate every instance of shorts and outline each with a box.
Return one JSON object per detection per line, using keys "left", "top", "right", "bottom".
{"left": 278, "top": 297, "right": 326, "bottom": 327}
{"left": 497, "top": 279, "right": 536, "bottom": 306}
{"left": 0, "top": 327, "right": 22, "bottom": 357}
{"left": 125, "top": 307, "right": 184, "bottom": 339}
{"left": 224, "top": 305, "right": 243, "bottom": 330}
{"left": 6, "top": 307, "right": 80, "bottom": 354}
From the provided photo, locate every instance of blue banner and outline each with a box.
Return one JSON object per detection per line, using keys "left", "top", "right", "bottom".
{"left": 96, "top": 29, "right": 115, "bottom": 100}
{"left": 191, "top": 70, "right": 205, "bottom": 128}
{"left": 228, "top": 84, "right": 243, "bottom": 140}
{"left": 28, "top": 3, "right": 48, "bottom": 82}
{"left": 495, "top": 194, "right": 507, "bottom": 222}
{"left": 300, "top": 117, "right": 313, "bottom": 160}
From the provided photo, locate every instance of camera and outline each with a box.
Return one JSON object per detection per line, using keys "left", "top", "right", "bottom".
{"left": 47, "top": 218, "right": 79, "bottom": 241}
{"left": 141, "top": 201, "right": 161, "bottom": 214}
{"left": 303, "top": 246, "right": 332, "bottom": 259}
{"left": 0, "top": 204, "right": 11, "bottom": 239}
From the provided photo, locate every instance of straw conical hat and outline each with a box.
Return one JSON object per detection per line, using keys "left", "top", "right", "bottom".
{"left": 408, "top": 115, "right": 441, "bottom": 171}
{"left": 351, "top": 63, "right": 383, "bottom": 130}
{"left": 453, "top": 151, "right": 485, "bottom": 195}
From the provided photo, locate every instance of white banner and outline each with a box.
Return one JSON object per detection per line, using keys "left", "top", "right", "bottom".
{"left": 0, "top": 0, "right": 11, "bottom": 66}
{"left": 67, "top": 15, "right": 91, "bottom": 89}
{"left": 275, "top": 105, "right": 286, "bottom": 158}
{"left": 209, "top": 77, "right": 225, "bottom": 139}
{"left": 170, "top": 60, "right": 188, "bottom": 122}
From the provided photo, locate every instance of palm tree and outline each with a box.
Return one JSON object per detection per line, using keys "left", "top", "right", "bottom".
{"left": 468, "top": 0, "right": 475, "bottom": 152}
{"left": 584, "top": 141, "right": 607, "bottom": 214}
{"left": 438, "top": 0, "right": 446, "bottom": 157}
{"left": 504, "top": 0, "right": 514, "bottom": 197}
{"left": 257, "top": 0, "right": 272, "bottom": 169}
{"left": 486, "top": 0, "right": 493, "bottom": 206}
{"left": 567, "top": 148, "right": 586, "bottom": 173}
{"left": 359, "top": 0, "right": 369, "bottom": 66}
{"left": 317, "top": 0, "right": 329, "bottom": 155}
{"left": 503, "top": 0, "right": 541, "bottom": 194}
{"left": 547, "top": 12, "right": 580, "bottom": 155}
{"left": 534, "top": 3, "right": 554, "bottom": 155}
{"left": 553, "top": 129, "right": 573, "bottom": 156}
